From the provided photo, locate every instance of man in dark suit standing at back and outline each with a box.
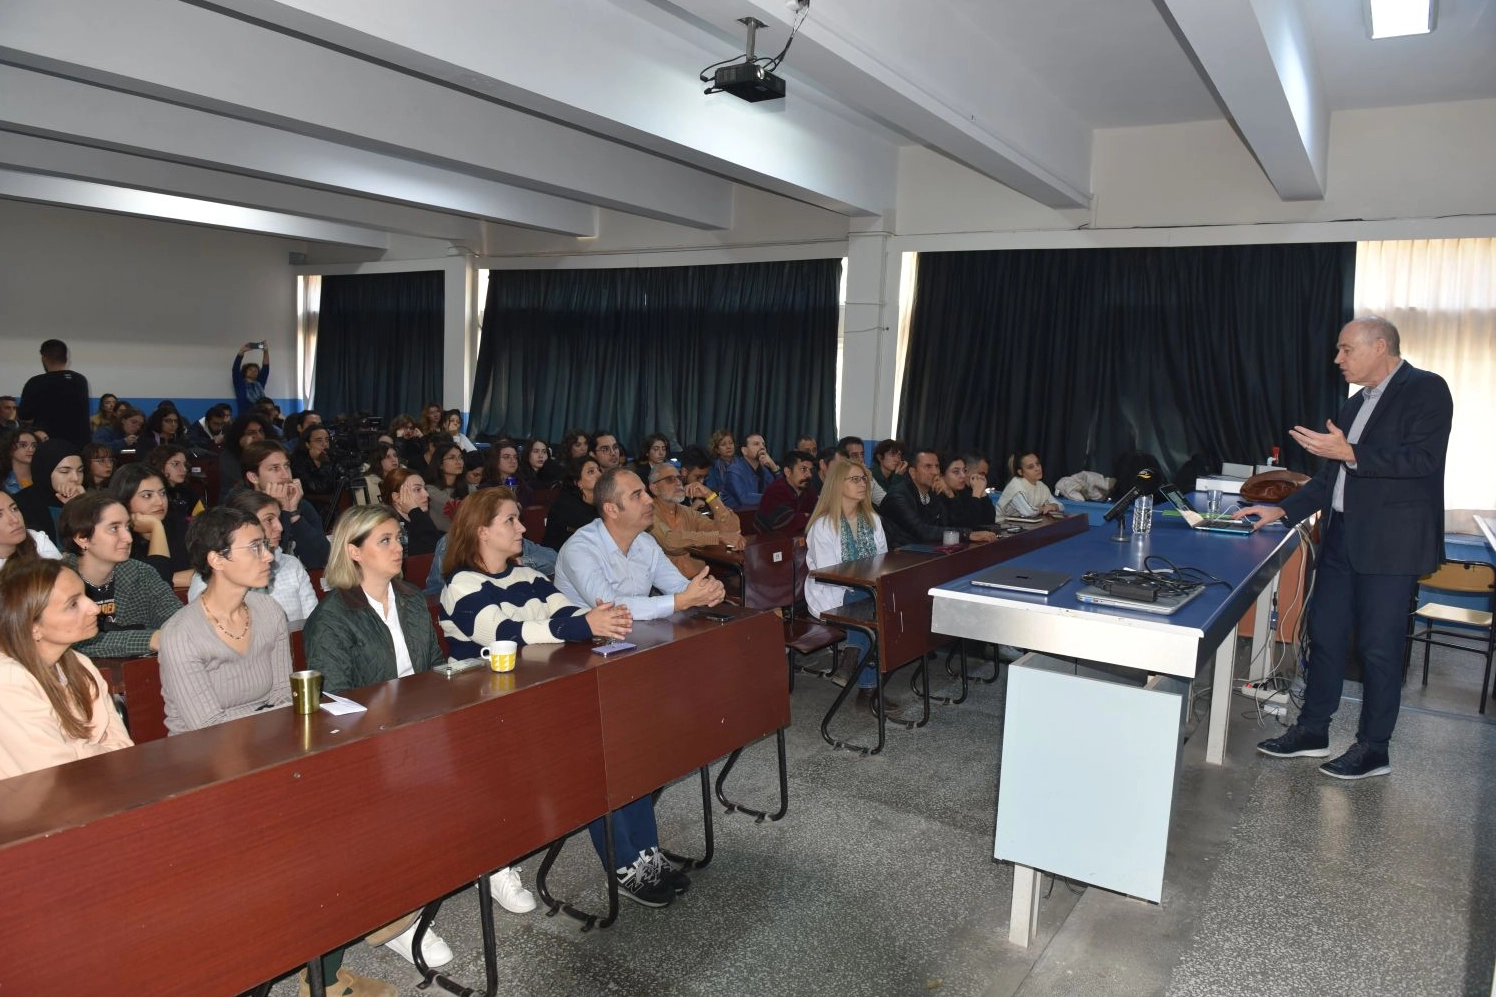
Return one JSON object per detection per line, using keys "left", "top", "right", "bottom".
{"left": 19, "top": 339, "right": 91, "bottom": 448}
{"left": 1238, "top": 316, "right": 1452, "bottom": 780}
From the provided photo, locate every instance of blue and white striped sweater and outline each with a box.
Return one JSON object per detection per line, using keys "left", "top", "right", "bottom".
{"left": 439, "top": 564, "right": 592, "bottom": 661}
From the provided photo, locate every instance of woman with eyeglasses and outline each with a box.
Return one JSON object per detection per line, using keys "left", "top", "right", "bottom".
{"left": 480, "top": 439, "right": 531, "bottom": 506}
{"left": 187, "top": 491, "right": 318, "bottom": 630}
{"left": 144, "top": 407, "right": 182, "bottom": 448}
{"left": 80, "top": 443, "right": 116, "bottom": 491}
{"left": 290, "top": 423, "right": 340, "bottom": 501}
{"left": 158, "top": 506, "right": 293, "bottom": 735}
{"left": 56, "top": 492, "right": 182, "bottom": 660}
{"left": 802, "top": 457, "right": 915, "bottom": 723}
{"left": 2, "top": 429, "right": 40, "bottom": 495}
{"left": 382, "top": 467, "right": 443, "bottom": 556}
{"left": 0, "top": 559, "right": 133, "bottom": 782}
{"left": 145, "top": 444, "right": 205, "bottom": 520}
{"left": 540, "top": 455, "right": 600, "bottom": 552}
{"left": 422, "top": 441, "right": 471, "bottom": 532}
{"left": 0, "top": 491, "right": 62, "bottom": 571}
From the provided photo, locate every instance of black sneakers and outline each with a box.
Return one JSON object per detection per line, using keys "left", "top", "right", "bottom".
{"left": 616, "top": 854, "right": 674, "bottom": 908}
{"left": 643, "top": 847, "right": 692, "bottom": 895}
{"left": 1319, "top": 742, "right": 1392, "bottom": 780}
{"left": 1256, "top": 725, "right": 1332, "bottom": 758}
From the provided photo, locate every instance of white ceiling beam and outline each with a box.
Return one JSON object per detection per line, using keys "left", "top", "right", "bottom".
{"left": 0, "top": 132, "right": 484, "bottom": 245}
{"left": 0, "top": 66, "right": 597, "bottom": 237}
{"left": 1159, "top": 0, "right": 1328, "bottom": 200}
{"left": 0, "top": 168, "right": 389, "bottom": 248}
{"left": 189, "top": 0, "right": 900, "bottom": 216}
{"left": 653, "top": 0, "right": 1094, "bottom": 209}
{"left": 0, "top": 0, "right": 733, "bottom": 229}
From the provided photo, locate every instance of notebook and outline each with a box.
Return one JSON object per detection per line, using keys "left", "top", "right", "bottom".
{"left": 969, "top": 566, "right": 1072, "bottom": 596}
{"left": 1156, "top": 482, "right": 1257, "bottom": 535}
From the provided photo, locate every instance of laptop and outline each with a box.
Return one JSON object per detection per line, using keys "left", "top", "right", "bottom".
{"left": 1156, "top": 482, "right": 1257, "bottom": 536}
{"left": 970, "top": 566, "right": 1072, "bottom": 596}
{"left": 1074, "top": 582, "right": 1205, "bottom": 616}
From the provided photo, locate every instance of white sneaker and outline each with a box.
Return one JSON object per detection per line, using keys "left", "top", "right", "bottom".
{"left": 488, "top": 865, "right": 537, "bottom": 914}
{"left": 384, "top": 918, "right": 453, "bottom": 969}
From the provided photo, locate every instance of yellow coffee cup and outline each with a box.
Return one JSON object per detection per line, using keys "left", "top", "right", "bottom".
{"left": 487, "top": 640, "right": 518, "bottom": 673}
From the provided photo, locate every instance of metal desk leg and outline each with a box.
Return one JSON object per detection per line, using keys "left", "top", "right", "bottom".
{"left": 1248, "top": 579, "right": 1276, "bottom": 683}
{"left": 820, "top": 622, "right": 885, "bottom": 755}
{"left": 535, "top": 815, "right": 619, "bottom": 931}
{"left": 412, "top": 888, "right": 499, "bottom": 997}
{"left": 1206, "top": 635, "right": 1235, "bottom": 765}
{"left": 715, "top": 728, "right": 789, "bottom": 822}
{"left": 305, "top": 958, "right": 327, "bottom": 997}
{"left": 1009, "top": 864, "right": 1041, "bottom": 947}
{"left": 661, "top": 767, "right": 716, "bottom": 871}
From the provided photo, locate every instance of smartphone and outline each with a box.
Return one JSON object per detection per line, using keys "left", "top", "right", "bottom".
{"left": 592, "top": 641, "right": 637, "bottom": 656}
{"left": 692, "top": 608, "right": 734, "bottom": 623}
{"left": 254, "top": 341, "right": 266, "bottom": 350}
{"left": 433, "top": 658, "right": 485, "bottom": 677}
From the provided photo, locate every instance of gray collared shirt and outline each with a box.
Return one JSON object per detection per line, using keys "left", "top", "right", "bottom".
{"left": 1333, "top": 359, "right": 1403, "bottom": 512}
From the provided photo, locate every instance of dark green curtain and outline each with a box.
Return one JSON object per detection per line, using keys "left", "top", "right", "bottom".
{"left": 312, "top": 271, "right": 444, "bottom": 420}
{"left": 899, "top": 243, "right": 1356, "bottom": 480}
{"left": 468, "top": 260, "right": 840, "bottom": 457}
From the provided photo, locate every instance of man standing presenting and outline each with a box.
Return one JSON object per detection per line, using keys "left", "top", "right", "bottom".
{"left": 1239, "top": 316, "right": 1452, "bottom": 780}
{"left": 556, "top": 467, "right": 725, "bottom": 620}
{"left": 722, "top": 432, "right": 778, "bottom": 509}
{"left": 646, "top": 463, "right": 742, "bottom": 578}
{"left": 755, "top": 450, "right": 818, "bottom": 535}
{"left": 19, "top": 340, "right": 90, "bottom": 448}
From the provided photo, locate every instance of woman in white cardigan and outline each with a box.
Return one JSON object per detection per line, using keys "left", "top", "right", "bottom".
{"left": 997, "top": 450, "right": 1064, "bottom": 517}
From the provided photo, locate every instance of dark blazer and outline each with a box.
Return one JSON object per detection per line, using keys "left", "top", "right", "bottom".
{"left": 303, "top": 580, "right": 446, "bottom": 693}
{"left": 1280, "top": 361, "right": 1452, "bottom": 576}
{"left": 879, "top": 476, "right": 962, "bottom": 548}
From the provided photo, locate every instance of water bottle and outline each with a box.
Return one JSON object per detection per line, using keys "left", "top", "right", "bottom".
{"left": 1132, "top": 494, "right": 1153, "bottom": 535}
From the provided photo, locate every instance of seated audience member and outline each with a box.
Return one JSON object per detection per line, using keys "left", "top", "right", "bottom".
{"left": 418, "top": 402, "right": 444, "bottom": 437}
{"left": 0, "top": 491, "right": 62, "bottom": 570}
{"left": 58, "top": 492, "right": 181, "bottom": 659}
{"left": 755, "top": 450, "right": 818, "bottom": 535}
{"left": 158, "top": 506, "right": 293, "bottom": 734}
{"left": 2, "top": 429, "right": 39, "bottom": 494}
{"left": 189, "top": 491, "right": 318, "bottom": 630}
{"left": 795, "top": 433, "right": 818, "bottom": 455}
{"left": 803, "top": 458, "right": 915, "bottom": 722}
{"left": 835, "top": 436, "right": 887, "bottom": 506}
{"left": 186, "top": 403, "right": 231, "bottom": 452}
{"left": 254, "top": 398, "right": 284, "bottom": 439}
{"left": 677, "top": 445, "right": 714, "bottom": 511}
{"left": 240, "top": 441, "right": 331, "bottom": 570}
{"left": 635, "top": 433, "right": 670, "bottom": 476}
{"left": 646, "top": 462, "right": 742, "bottom": 577}
{"left": 382, "top": 467, "right": 443, "bottom": 557}
{"left": 463, "top": 450, "right": 485, "bottom": 489}
{"left": 0, "top": 396, "right": 15, "bottom": 434}
{"left": 872, "top": 439, "right": 907, "bottom": 492}
{"left": 93, "top": 404, "right": 146, "bottom": 453}
{"left": 589, "top": 429, "right": 623, "bottom": 470}
{"left": 541, "top": 456, "right": 601, "bottom": 552}
{"left": 290, "top": 423, "right": 340, "bottom": 499}
{"left": 232, "top": 343, "right": 270, "bottom": 415}
{"left": 811, "top": 445, "right": 839, "bottom": 497}
{"left": 879, "top": 447, "right": 997, "bottom": 549}
{"left": 281, "top": 412, "right": 306, "bottom": 447}
{"left": 388, "top": 414, "right": 424, "bottom": 468}
{"left": 480, "top": 438, "right": 522, "bottom": 492}
{"left": 722, "top": 432, "right": 779, "bottom": 510}
{"left": 998, "top": 450, "right": 1064, "bottom": 517}
{"left": 439, "top": 488, "right": 630, "bottom": 907}
{"left": 424, "top": 441, "right": 471, "bottom": 531}
{"left": 144, "top": 407, "right": 183, "bottom": 448}
{"left": 555, "top": 468, "right": 725, "bottom": 621}
{"left": 0, "top": 560, "right": 133, "bottom": 781}
{"left": 111, "top": 462, "right": 192, "bottom": 588}
{"left": 363, "top": 443, "right": 401, "bottom": 504}
{"left": 146, "top": 444, "right": 204, "bottom": 520}
{"left": 441, "top": 409, "right": 477, "bottom": 452}
{"left": 558, "top": 428, "right": 589, "bottom": 464}
{"left": 937, "top": 453, "right": 997, "bottom": 529}
{"left": 408, "top": 431, "right": 450, "bottom": 476}
{"left": 521, "top": 436, "right": 561, "bottom": 488}
{"left": 219, "top": 413, "right": 270, "bottom": 495}
{"left": 90, "top": 393, "right": 119, "bottom": 431}
{"left": 16, "top": 440, "right": 85, "bottom": 544}
{"left": 81, "top": 443, "right": 116, "bottom": 491}
{"left": 703, "top": 429, "right": 735, "bottom": 494}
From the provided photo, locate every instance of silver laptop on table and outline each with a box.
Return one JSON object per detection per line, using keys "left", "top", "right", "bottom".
{"left": 1156, "top": 482, "right": 1257, "bottom": 536}
{"left": 970, "top": 566, "right": 1072, "bottom": 596}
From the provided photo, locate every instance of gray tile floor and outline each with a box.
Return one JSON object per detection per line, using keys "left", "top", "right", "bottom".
{"left": 267, "top": 640, "right": 1495, "bottom": 997}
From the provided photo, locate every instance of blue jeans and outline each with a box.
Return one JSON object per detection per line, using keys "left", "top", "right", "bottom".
{"left": 839, "top": 590, "right": 878, "bottom": 689}
{"left": 587, "top": 796, "right": 659, "bottom": 870}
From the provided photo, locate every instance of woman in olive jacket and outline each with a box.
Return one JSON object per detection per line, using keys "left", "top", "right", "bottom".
{"left": 303, "top": 503, "right": 445, "bottom": 695}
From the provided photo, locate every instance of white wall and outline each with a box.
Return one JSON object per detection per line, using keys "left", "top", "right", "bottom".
{"left": 0, "top": 199, "right": 304, "bottom": 412}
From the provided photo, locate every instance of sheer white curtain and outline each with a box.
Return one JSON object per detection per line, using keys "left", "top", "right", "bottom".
{"left": 1354, "top": 239, "right": 1496, "bottom": 512}
{"left": 297, "top": 275, "right": 322, "bottom": 408}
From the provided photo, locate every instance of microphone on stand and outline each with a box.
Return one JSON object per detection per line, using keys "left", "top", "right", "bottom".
{"left": 1102, "top": 468, "right": 1159, "bottom": 523}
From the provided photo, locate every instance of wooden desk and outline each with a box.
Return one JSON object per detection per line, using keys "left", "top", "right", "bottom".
{"left": 810, "top": 516, "right": 1087, "bottom": 753}
{"left": 0, "top": 661, "right": 607, "bottom": 997}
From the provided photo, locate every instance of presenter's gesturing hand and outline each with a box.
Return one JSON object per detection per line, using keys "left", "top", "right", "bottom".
{"left": 1233, "top": 505, "right": 1283, "bottom": 527}
{"left": 1290, "top": 419, "right": 1355, "bottom": 463}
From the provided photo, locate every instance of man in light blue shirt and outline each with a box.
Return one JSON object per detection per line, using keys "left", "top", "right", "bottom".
{"left": 555, "top": 468, "right": 725, "bottom": 620}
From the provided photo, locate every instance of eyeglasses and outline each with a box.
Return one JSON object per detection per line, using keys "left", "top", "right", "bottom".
{"left": 442, "top": 452, "right": 464, "bottom": 462}
{"left": 846, "top": 474, "right": 869, "bottom": 484}
{"left": 14, "top": 441, "right": 36, "bottom": 450}
{"left": 220, "top": 540, "right": 273, "bottom": 558}
{"left": 654, "top": 474, "right": 681, "bottom": 484}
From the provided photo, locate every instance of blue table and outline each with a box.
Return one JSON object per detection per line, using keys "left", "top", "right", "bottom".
{"left": 929, "top": 513, "right": 1302, "bottom": 944}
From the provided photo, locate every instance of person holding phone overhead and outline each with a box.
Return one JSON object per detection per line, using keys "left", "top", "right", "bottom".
{"left": 232, "top": 342, "right": 270, "bottom": 415}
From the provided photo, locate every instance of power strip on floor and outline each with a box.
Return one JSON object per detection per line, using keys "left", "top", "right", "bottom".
{"left": 1239, "top": 683, "right": 1290, "bottom": 715}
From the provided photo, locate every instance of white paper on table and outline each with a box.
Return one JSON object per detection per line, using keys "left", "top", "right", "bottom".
{"left": 318, "top": 692, "right": 367, "bottom": 715}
